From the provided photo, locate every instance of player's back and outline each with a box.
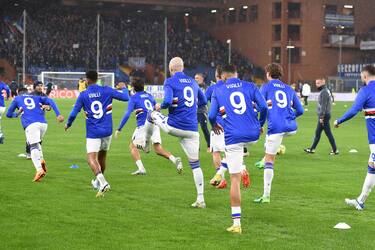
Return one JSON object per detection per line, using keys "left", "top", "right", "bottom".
{"left": 132, "top": 91, "right": 156, "bottom": 127}
{"left": 261, "top": 79, "right": 300, "bottom": 134}
{"left": 166, "top": 72, "right": 200, "bottom": 131}
{"left": 214, "top": 78, "right": 263, "bottom": 145}
{"left": 79, "top": 85, "right": 115, "bottom": 138}
{"left": 15, "top": 94, "right": 47, "bottom": 128}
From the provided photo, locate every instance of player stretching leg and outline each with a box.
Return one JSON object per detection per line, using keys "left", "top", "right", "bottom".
{"left": 209, "top": 64, "right": 267, "bottom": 234}
{"left": 115, "top": 77, "right": 182, "bottom": 175}
{"left": 0, "top": 74, "right": 10, "bottom": 144}
{"left": 7, "top": 87, "right": 64, "bottom": 181}
{"left": 65, "top": 71, "right": 129, "bottom": 197}
{"left": 143, "top": 57, "right": 207, "bottom": 208}
{"left": 254, "top": 64, "right": 304, "bottom": 204}
{"left": 335, "top": 65, "right": 375, "bottom": 210}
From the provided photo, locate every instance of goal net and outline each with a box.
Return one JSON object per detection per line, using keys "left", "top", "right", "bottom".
{"left": 40, "top": 71, "right": 115, "bottom": 90}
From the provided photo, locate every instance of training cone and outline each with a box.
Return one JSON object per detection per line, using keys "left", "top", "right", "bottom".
{"left": 334, "top": 223, "right": 351, "bottom": 230}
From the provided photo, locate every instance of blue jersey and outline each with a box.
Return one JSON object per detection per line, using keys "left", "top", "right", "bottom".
{"left": 0, "top": 82, "right": 10, "bottom": 107}
{"left": 206, "top": 80, "right": 224, "bottom": 127}
{"left": 337, "top": 80, "right": 375, "bottom": 144}
{"left": 260, "top": 79, "right": 304, "bottom": 135}
{"left": 6, "top": 93, "right": 61, "bottom": 129}
{"left": 209, "top": 77, "right": 267, "bottom": 145}
{"left": 118, "top": 91, "right": 156, "bottom": 130}
{"left": 161, "top": 72, "right": 207, "bottom": 132}
{"left": 67, "top": 84, "right": 129, "bottom": 139}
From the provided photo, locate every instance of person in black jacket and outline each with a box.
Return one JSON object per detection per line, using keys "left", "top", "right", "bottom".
{"left": 195, "top": 73, "right": 210, "bottom": 151}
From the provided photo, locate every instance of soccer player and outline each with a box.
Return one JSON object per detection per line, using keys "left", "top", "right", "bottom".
{"left": 65, "top": 71, "right": 129, "bottom": 197}
{"left": 0, "top": 74, "right": 11, "bottom": 144}
{"left": 143, "top": 57, "right": 207, "bottom": 208}
{"left": 115, "top": 77, "right": 183, "bottom": 175}
{"left": 253, "top": 63, "right": 304, "bottom": 204}
{"left": 335, "top": 65, "right": 375, "bottom": 210}
{"left": 209, "top": 64, "right": 267, "bottom": 234}
{"left": 6, "top": 87, "right": 64, "bottom": 181}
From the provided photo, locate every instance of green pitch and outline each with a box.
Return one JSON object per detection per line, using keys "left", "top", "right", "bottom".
{"left": 0, "top": 99, "right": 373, "bottom": 249}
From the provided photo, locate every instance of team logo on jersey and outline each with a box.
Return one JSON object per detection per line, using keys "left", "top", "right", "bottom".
{"left": 219, "top": 106, "right": 227, "bottom": 119}
{"left": 267, "top": 99, "right": 272, "bottom": 109}
{"left": 364, "top": 108, "right": 375, "bottom": 119}
{"left": 252, "top": 101, "right": 258, "bottom": 112}
{"left": 106, "top": 104, "right": 112, "bottom": 115}
{"left": 135, "top": 108, "right": 144, "bottom": 117}
{"left": 172, "top": 97, "right": 178, "bottom": 108}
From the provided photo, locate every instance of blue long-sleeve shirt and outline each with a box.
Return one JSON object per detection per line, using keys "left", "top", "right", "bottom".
{"left": 209, "top": 77, "right": 267, "bottom": 145}
{"left": 206, "top": 80, "right": 224, "bottom": 127}
{"left": 67, "top": 85, "right": 129, "bottom": 138}
{"left": 0, "top": 82, "right": 10, "bottom": 107}
{"left": 337, "top": 81, "right": 375, "bottom": 144}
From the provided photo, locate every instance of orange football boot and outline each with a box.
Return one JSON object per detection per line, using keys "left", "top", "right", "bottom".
{"left": 41, "top": 160, "right": 47, "bottom": 173}
{"left": 241, "top": 169, "right": 251, "bottom": 188}
{"left": 33, "top": 170, "right": 46, "bottom": 182}
{"left": 216, "top": 179, "right": 227, "bottom": 189}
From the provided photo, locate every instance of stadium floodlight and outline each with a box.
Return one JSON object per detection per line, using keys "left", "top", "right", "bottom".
{"left": 344, "top": 5, "right": 353, "bottom": 9}
{"left": 211, "top": 9, "right": 217, "bottom": 13}
{"left": 243, "top": 5, "right": 248, "bottom": 9}
{"left": 40, "top": 71, "right": 115, "bottom": 89}
{"left": 185, "top": 13, "right": 189, "bottom": 16}
{"left": 227, "top": 39, "right": 231, "bottom": 44}
{"left": 137, "top": 10, "right": 142, "bottom": 13}
{"left": 228, "top": 7, "right": 235, "bottom": 11}
{"left": 286, "top": 45, "right": 295, "bottom": 49}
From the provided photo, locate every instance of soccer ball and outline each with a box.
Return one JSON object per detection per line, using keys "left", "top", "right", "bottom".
{"left": 277, "top": 145, "right": 286, "bottom": 155}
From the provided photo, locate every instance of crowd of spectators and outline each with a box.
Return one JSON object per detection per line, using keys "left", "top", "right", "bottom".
{"left": 0, "top": 2, "right": 257, "bottom": 81}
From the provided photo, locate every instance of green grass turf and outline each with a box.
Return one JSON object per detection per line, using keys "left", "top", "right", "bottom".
{"left": 0, "top": 99, "right": 373, "bottom": 249}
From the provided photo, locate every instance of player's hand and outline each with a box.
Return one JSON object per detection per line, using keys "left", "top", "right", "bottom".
{"left": 155, "top": 103, "right": 161, "bottom": 111}
{"left": 64, "top": 124, "right": 70, "bottom": 131}
{"left": 212, "top": 123, "right": 224, "bottom": 135}
{"left": 57, "top": 115, "right": 64, "bottom": 123}
{"left": 319, "top": 118, "right": 324, "bottom": 125}
{"left": 334, "top": 120, "right": 339, "bottom": 128}
{"left": 260, "top": 127, "right": 264, "bottom": 134}
{"left": 42, "top": 105, "right": 51, "bottom": 111}
{"left": 114, "top": 130, "right": 121, "bottom": 139}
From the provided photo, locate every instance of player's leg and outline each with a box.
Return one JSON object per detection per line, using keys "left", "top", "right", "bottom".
{"left": 305, "top": 119, "right": 323, "bottom": 153}
{"left": 0, "top": 107, "right": 5, "bottom": 143}
{"left": 25, "top": 123, "right": 45, "bottom": 181}
{"left": 322, "top": 114, "right": 338, "bottom": 154}
{"left": 345, "top": 145, "right": 375, "bottom": 210}
{"left": 179, "top": 132, "right": 205, "bottom": 208}
{"left": 86, "top": 138, "right": 110, "bottom": 196}
{"left": 39, "top": 124, "right": 48, "bottom": 172}
{"left": 209, "top": 131, "right": 228, "bottom": 187}
{"left": 254, "top": 133, "right": 283, "bottom": 203}
{"left": 98, "top": 150, "right": 107, "bottom": 173}
{"left": 25, "top": 141, "right": 31, "bottom": 159}
{"left": 225, "top": 143, "right": 244, "bottom": 234}
{"left": 129, "top": 127, "right": 146, "bottom": 175}
{"left": 143, "top": 111, "right": 170, "bottom": 152}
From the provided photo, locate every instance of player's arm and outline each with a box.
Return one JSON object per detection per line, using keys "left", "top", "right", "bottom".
{"left": 6, "top": 99, "right": 19, "bottom": 118}
{"left": 254, "top": 87, "right": 268, "bottom": 128}
{"left": 208, "top": 91, "right": 223, "bottom": 134}
{"left": 116, "top": 98, "right": 135, "bottom": 132}
{"left": 336, "top": 88, "right": 367, "bottom": 126}
{"left": 65, "top": 95, "right": 83, "bottom": 130}
{"left": 4, "top": 84, "right": 10, "bottom": 100}
{"left": 292, "top": 91, "right": 304, "bottom": 117}
{"left": 111, "top": 87, "right": 129, "bottom": 102}
{"left": 197, "top": 87, "right": 208, "bottom": 107}
{"left": 42, "top": 97, "right": 64, "bottom": 122}
{"left": 205, "top": 85, "right": 213, "bottom": 102}
{"left": 160, "top": 83, "right": 173, "bottom": 109}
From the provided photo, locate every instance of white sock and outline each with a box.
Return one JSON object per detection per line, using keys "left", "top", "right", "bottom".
{"left": 168, "top": 155, "right": 177, "bottom": 164}
{"left": 231, "top": 206, "right": 241, "bottom": 226}
{"left": 191, "top": 161, "right": 204, "bottom": 202}
{"left": 263, "top": 162, "right": 274, "bottom": 197}
{"left": 357, "top": 172, "right": 375, "bottom": 204}
{"left": 96, "top": 173, "right": 107, "bottom": 186}
{"left": 38, "top": 144, "right": 44, "bottom": 160}
{"left": 136, "top": 160, "right": 146, "bottom": 172}
{"left": 31, "top": 147, "right": 42, "bottom": 171}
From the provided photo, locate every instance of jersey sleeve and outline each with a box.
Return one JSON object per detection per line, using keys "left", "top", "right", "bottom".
{"left": 208, "top": 90, "right": 219, "bottom": 126}
{"left": 6, "top": 99, "right": 18, "bottom": 118}
{"left": 253, "top": 86, "right": 268, "bottom": 127}
{"left": 292, "top": 91, "right": 304, "bottom": 117}
{"left": 111, "top": 87, "right": 129, "bottom": 102}
{"left": 205, "top": 85, "right": 214, "bottom": 102}
{"left": 3, "top": 84, "right": 10, "bottom": 99}
{"left": 41, "top": 97, "right": 61, "bottom": 116}
{"left": 161, "top": 82, "right": 173, "bottom": 109}
{"left": 260, "top": 84, "right": 267, "bottom": 99}
{"left": 66, "top": 94, "right": 84, "bottom": 127}
{"left": 117, "top": 97, "right": 135, "bottom": 131}
{"left": 337, "top": 88, "right": 367, "bottom": 124}
{"left": 197, "top": 87, "right": 208, "bottom": 107}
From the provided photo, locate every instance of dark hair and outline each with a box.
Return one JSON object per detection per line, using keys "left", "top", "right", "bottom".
{"left": 86, "top": 71, "right": 98, "bottom": 82}
{"left": 18, "top": 87, "right": 28, "bottom": 94}
{"left": 216, "top": 65, "right": 223, "bottom": 78}
{"left": 265, "top": 63, "right": 283, "bottom": 79}
{"left": 131, "top": 77, "right": 144, "bottom": 92}
{"left": 362, "top": 65, "right": 375, "bottom": 76}
{"left": 221, "top": 64, "right": 237, "bottom": 74}
{"left": 33, "top": 81, "right": 43, "bottom": 89}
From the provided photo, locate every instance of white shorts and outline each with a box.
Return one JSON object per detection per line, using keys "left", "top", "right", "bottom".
{"left": 25, "top": 122, "right": 48, "bottom": 145}
{"left": 265, "top": 131, "right": 296, "bottom": 155}
{"left": 210, "top": 130, "right": 225, "bottom": 152}
{"left": 132, "top": 125, "right": 161, "bottom": 145}
{"left": 225, "top": 141, "right": 257, "bottom": 174}
{"left": 86, "top": 136, "right": 112, "bottom": 153}
{"left": 369, "top": 144, "right": 375, "bottom": 163}
{"left": 148, "top": 111, "right": 199, "bottom": 160}
{"left": 0, "top": 107, "right": 5, "bottom": 118}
